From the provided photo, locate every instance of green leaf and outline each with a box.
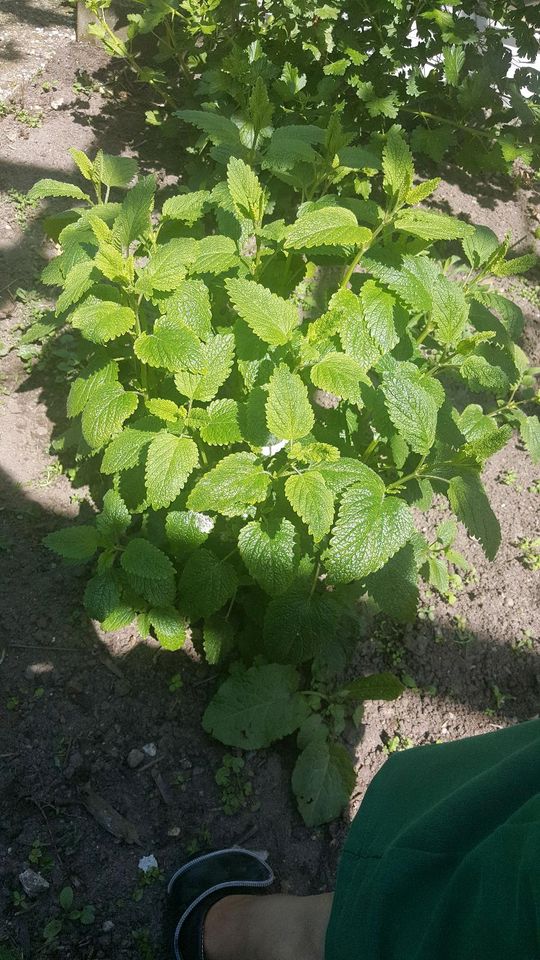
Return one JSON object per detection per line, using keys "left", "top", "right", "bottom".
{"left": 162, "top": 190, "right": 210, "bottom": 224}
{"left": 69, "top": 148, "right": 94, "bottom": 181}
{"left": 366, "top": 543, "right": 418, "bottom": 621}
{"left": 145, "top": 433, "right": 199, "bottom": 509}
{"left": 382, "top": 128, "right": 413, "bottom": 205}
{"left": 443, "top": 44, "right": 465, "bottom": 86}
{"left": 266, "top": 364, "right": 314, "bottom": 441}
{"left": 59, "top": 886, "right": 74, "bottom": 911}
{"left": 358, "top": 279, "right": 398, "bottom": 354}
{"left": 311, "top": 352, "right": 368, "bottom": 405}
{"left": 381, "top": 359, "right": 441, "bottom": 455}
{"left": 343, "top": 672, "right": 405, "bottom": 701}
{"left": 44, "top": 525, "right": 99, "bottom": 561}
{"left": 227, "top": 157, "right": 265, "bottom": 222}
{"left": 405, "top": 177, "right": 441, "bottom": 204}
{"left": 165, "top": 510, "right": 214, "bottom": 554}
{"left": 202, "top": 663, "right": 309, "bottom": 749}
{"left": 187, "top": 452, "right": 270, "bottom": 516}
{"left": 394, "top": 208, "right": 474, "bottom": 241}
{"left": 367, "top": 254, "right": 439, "bottom": 314}
{"left": 134, "top": 317, "right": 201, "bottom": 372}
{"left": 492, "top": 254, "right": 538, "bottom": 278}
{"left": 225, "top": 278, "right": 297, "bottom": 346}
{"left": 199, "top": 398, "right": 242, "bottom": 446}
{"left": 148, "top": 607, "right": 187, "bottom": 650}
{"left": 285, "top": 471, "right": 334, "bottom": 542}
{"left": 176, "top": 109, "right": 242, "bottom": 148}
{"left": 238, "top": 518, "right": 297, "bottom": 596}
{"left": 121, "top": 537, "right": 175, "bottom": 580}
{"left": 325, "top": 465, "right": 414, "bottom": 583}
{"left": 432, "top": 275, "right": 469, "bottom": 345}
{"left": 203, "top": 615, "right": 234, "bottom": 665}
{"left": 460, "top": 355, "right": 510, "bottom": 396}
{"left": 81, "top": 383, "right": 138, "bottom": 449}
{"left": 96, "top": 489, "right": 131, "bottom": 539}
{"left": 285, "top": 206, "right": 371, "bottom": 249}
{"left": 448, "top": 472, "right": 500, "bottom": 560}
{"left": 517, "top": 414, "right": 540, "bottom": 464}
{"left": 462, "top": 226, "right": 500, "bottom": 268}
{"left": 318, "top": 458, "right": 375, "bottom": 494}
{"left": 101, "top": 421, "right": 158, "bottom": 473}
{"left": 135, "top": 239, "right": 198, "bottom": 293}
{"left": 174, "top": 333, "right": 235, "bottom": 402}
{"left": 56, "top": 260, "right": 95, "bottom": 315}
{"left": 263, "top": 593, "right": 338, "bottom": 664}
{"left": 145, "top": 398, "right": 181, "bottom": 422}
{"left": 28, "top": 179, "right": 91, "bottom": 202}
{"left": 84, "top": 573, "right": 133, "bottom": 627}
{"left": 165, "top": 279, "right": 212, "bottom": 340}
{"left": 292, "top": 740, "right": 355, "bottom": 826}
{"left": 67, "top": 360, "right": 119, "bottom": 417}
{"left": 99, "top": 154, "right": 138, "bottom": 188}
{"left": 178, "top": 548, "right": 237, "bottom": 621}
{"left": 112, "top": 175, "right": 155, "bottom": 248}
{"left": 70, "top": 300, "right": 136, "bottom": 344}
{"left": 192, "top": 235, "right": 239, "bottom": 275}
{"left": 428, "top": 554, "right": 449, "bottom": 595}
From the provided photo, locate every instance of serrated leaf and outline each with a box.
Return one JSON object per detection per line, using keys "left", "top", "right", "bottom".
{"left": 382, "top": 128, "right": 413, "bottom": 205}
{"left": 263, "top": 593, "right": 338, "bottom": 663}
{"left": 44, "top": 525, "right": 99, "bottom": 561}
{"left": 56, "top": 260, "right": 95, "bottom": 315}
{"left": 493, "top": 253, "right": 538, "bottom": 277}
{"left": 311, "top": 352, "right": 367, "bottom": 405}
{"left": 266, "top": 364, "right": 314, "bottom": 441}
{"left": 121, "top": 537, "right": 175, "bottom": 580}
{"left": 381, "top": 359, "right": 440, "bottom": 455}
{"left": 70, "top": 300, "right": 136, "bottom": 344}
{"left": 227, "top": 157, "right": 265, "bottom": 222}
{"left": 187, "top": 452, "right": 270, "bottom": 516}
{"left": 285, "top": 472, "right": 334, "bottom": 542}
{"left": 343, "top": 672, "right": 405, "bottom": 701}
{"left": 395, "top": 208, "right": 473, "bottom": 241}
{"left": 145, "top": 433, "right": 199, "bottom": 509}
{"left": 145, "top": 398, "right": 181, "bottom": 421}
{"left": 292, "top": 740, "right": 355, "bottom": 826}
{"left": 192, "top": 235, "right": 239, "bottom": 275}
{"left": 148, "top": 607, "right": 187, "bottom": 650}
{"left": 518, "top": 414, "right": 540, "bottom": 464}
{"left": 359, "top": 279, "right": 398, "bottom": 353}
{"left": 112, "top": 175, "right": 155, "bottom": 249}
{"left": 134, "top": 317, "right": 201, "bottom": 372}
{"left": 165, "top": 279, "right": 212, "bottom": 340}
{"left": 84, "top": 572, "right": 133, "bottom": 626}
{"left": 462, "top": 226, "right": 500, "bottom": 268}
{"left": 226, "top": 278, "right": 297, "bottom": 346}
{"left": 428, "top": 555, "right": 449, "bottom": 595}
{"left": 69, "top": 148, "right": 94, "bottom": 181}
{"left": 99, "top": 154, "right": 138, "bottom": 188}
{"left": 199, "top": 398, "right": 241, "bottom": 446}
{"left": 166, "top": 510, "right": 214, "bottom": 554}
{"left": 448, "top": 472, "right": 500, "bottom": 560}
{"left": 101, "top": 421, "right": 158, "bottom": 473}
{"left": 81, "top": 383, "right": 138, "bottom": 449}
{"left": 162, "top": 190, "right": 210, "bottom": 224}
{"left": 202, "top": 663, "right": 309, "bottom": 749}
{"left": 460, "top": 355, "right": 510, "bottom": 396}
{"left": 368, "top": 254, "right": 439, "bottom": 314}
{"left": 96, "top": 489, "right": 131, "bottom": 539}
{"left": 28, "top": 179, "right": 91, "bottom": 202}
{"left": 317, "top": 458, "right": 374, "bottom": 494}
{"left": 176, "top": 109, "right": 242, "bottom": 148}
{"left": 238, "top": 518, "right": 297, "bottom": 596}
{"left": 135, "top": 239, "right": 197, "bottom": 293}
{"left": 432, "top": 275, "right": 469, "bottom": 345}
{"left": 366, "top": 543, "right": 418, "bottom": 621}
{"left": 405, "top": 177, "right": 441, "bottom": 204}
{"left": 285, "top": 206, "right": 371, "bottom": 249}
{"left": 174, "top": 333, "right": 234, "bottom": 402}
{"left": 325, "top": 465, "right": 414, "bottom": 583}
{"left": 443, "top": 44, "right": 465, "bottom": 86}
{"left": 203, "top": 615, "right": 234, "bottom": 665}
{"left": 67, "top": 361, "right": 119, "bottom": 417}
{"left": 178, "top": 548, "right": 237, "bottom": 621}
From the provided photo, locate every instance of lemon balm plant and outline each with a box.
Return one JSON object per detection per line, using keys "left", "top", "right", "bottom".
{"left": 32, "top": 134, "right": 539, "bottom": 823}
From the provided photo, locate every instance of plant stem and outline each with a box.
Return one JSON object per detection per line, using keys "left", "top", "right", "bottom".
{"left": 309, "top": 560, "right": 321, "bottom": 599}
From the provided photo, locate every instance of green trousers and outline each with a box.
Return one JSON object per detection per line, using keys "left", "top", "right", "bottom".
{"left": 325, "top": 719, "right": 540, "bottom": 960}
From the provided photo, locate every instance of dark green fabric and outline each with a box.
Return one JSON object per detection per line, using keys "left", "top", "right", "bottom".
{"left": 325, "top": 719, "right": 540, "bottom": 960}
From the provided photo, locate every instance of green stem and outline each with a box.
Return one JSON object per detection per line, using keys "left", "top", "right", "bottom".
{"left": 309, "top": 560, "right": 321, "bottom": 599}
{"left": 339, "top": 213, "right": 394, "bottom": 291}
{"left": 362, "top": 437, "right": 379, "bottom": 461}
{"left": 416, "top": 318, "right": 433, "bottom": 345}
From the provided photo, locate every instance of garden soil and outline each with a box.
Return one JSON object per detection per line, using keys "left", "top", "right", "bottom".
{"left": 0, "top": 4, "right": 539, "bottom": 957}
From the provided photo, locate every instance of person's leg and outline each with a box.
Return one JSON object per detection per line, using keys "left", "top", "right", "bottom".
{"left": 204, "top": 892, "right": 334, "bottom": 960}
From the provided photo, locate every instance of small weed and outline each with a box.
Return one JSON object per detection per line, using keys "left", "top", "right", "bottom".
{"left": 173, "top": 770, "right": 189, "bottom": 790}
{"left": 511, "top": 629, "right": 536, "bottom": 653}
{"left": 6, "top": 696, "right": 19, "bottom": 711}
{"left": 6, "top": 189, "right": 39, "bottom": 227}
{"left": 528, "top": 478, "right": 540, "bottom": 494}
{"left": 515, "top": 537, "right": 540, "bottom": 571}
{"left": 383, "top": 733, "right": 414, "bottom": 755}
{"left": 215, "top": 753, "right": 256, "bottom": 815}
{"left": 452, "top": 614, "right": 475, "bottom": 646}
{"left": 132, "top": 866, "right": 163, "bottom": 902}
{"left": 29, "top": 838, "right": 54, "bottom": 872}
{"left": 72, "top": 70, "right": 105, "bottom": 98}
{"left": 372, "top": 618, "right": 405, "bottom": 667}
{"left": 509, "top": 280, "right": 540, "bottom": 309}
{"left": 43, "top": 886, "right": 95, "bottom": 942}
{"left": 11, "top": 889, "right": 30, "bottom": 912}
{"left": 168, "top": 672, "right": 183, "bottom": 693}
{"left": 185, "top": 826, "right": 212, "bottom": 857}
{"left": 497, "top": 469, "right": 520, "bottom": 488}
{"left": 30, "top": 461, "right": 64, "bottom": 489}
{"left": 132, "top": 928, "right": 155, "bottom": 960}
{"left": 490, "top": 684, "right": 516, "bottom": 712}
{"left": 0, "top": 942, "right": 24, "bottom": 960}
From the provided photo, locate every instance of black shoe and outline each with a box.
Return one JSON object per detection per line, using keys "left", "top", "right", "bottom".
{"left": 165, "top": 847, "right": 275, "bottom": 960}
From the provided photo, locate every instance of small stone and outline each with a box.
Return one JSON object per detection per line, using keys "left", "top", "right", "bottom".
{"left": 142, "top": 742, "right": 157, "bottom": 758}
{"left": 19, "top": 869, "right": 50, "bottom": 897}
{"left": 167, "top": 826, "right": 181, "bottom": 838}
{"left": 102, "top": 920, "right": 114, "bottom": 933}
{"left": 127, "top": 748, "right": 145, "bottom": 769}
{"left": 507, "top": 598, "right": 514, "bottom": 607}
{"left": 50, "top": 96, "right": 64, "bottom": 109}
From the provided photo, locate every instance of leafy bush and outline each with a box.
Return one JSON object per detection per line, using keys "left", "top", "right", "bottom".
{"left": 32, "top": 132, "right": 538, "bottom": 822}
{"left": 84, "top": 0, "right": 540, "bottom": 174}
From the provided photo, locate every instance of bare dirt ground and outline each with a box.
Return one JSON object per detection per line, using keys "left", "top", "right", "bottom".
{"left": 0, "top": 4, "right": 539, "bottom": 958}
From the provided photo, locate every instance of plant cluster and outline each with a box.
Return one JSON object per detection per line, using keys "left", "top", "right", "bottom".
{"left": 84, "top": 0, "right": 540, "bottom": 176}
{"left": 31, "top": 125, "right": 539, "bottom": 821}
